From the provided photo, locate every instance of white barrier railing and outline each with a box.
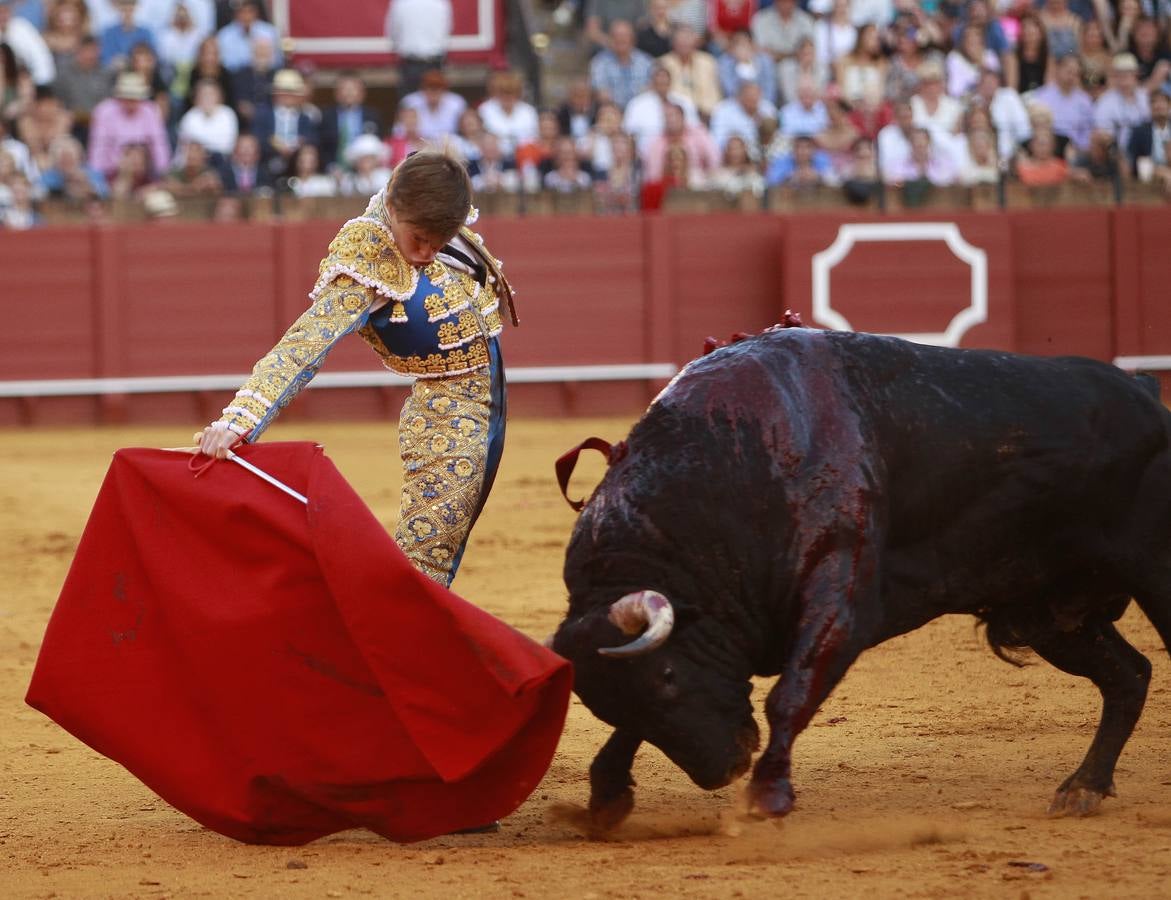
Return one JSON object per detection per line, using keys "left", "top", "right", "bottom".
{"left": 0, "top": 364, "right": 679, "bottom": 398}
{"left": 1114, "top": 356, "right": 1171, "bottom": 372}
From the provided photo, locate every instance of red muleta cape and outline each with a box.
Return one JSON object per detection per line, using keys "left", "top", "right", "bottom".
{"left": 25, "top": 442, "right": 572, "bottom": 845}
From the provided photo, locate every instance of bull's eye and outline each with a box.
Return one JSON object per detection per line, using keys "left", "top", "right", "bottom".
{"left": 662, "top": 666, "right": 675, "bottom": 684}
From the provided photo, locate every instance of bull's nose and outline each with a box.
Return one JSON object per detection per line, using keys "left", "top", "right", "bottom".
{"left": 693, "top": 770, "right": 738, "bottom": 791}
{"left": 689, "top": 747, "right": 754, "bottom": 791}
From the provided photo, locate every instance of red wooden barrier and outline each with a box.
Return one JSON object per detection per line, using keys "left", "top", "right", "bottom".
{"left": 1009, "top": 210, "right": 1115, "bottom": 360}
{"left": 1112, "top": 207, "right": 1171, "bottom": 361}
{"left": 1, "top": 208, "right": 1167, "bottom": 426}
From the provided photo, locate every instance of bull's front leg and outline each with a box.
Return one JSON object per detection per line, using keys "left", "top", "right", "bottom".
{"left": 748, "top": 545, "right": 875, "bottom": 818}
{"left": 588, "top": 728, "right": 642, "bottom": 831}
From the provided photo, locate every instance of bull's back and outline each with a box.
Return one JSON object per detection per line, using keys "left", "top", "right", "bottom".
{"left": 658, "top": 328, "right": 1170, "bottom": 558}
{"left": 840, "top": 335, "right": 1169, "bottom": 529}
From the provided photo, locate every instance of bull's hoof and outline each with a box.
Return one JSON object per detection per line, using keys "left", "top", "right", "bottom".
{"left": 588, "top": 787, "right": 634, "bottom": 833}
{"left": 746, "top": 777, "right": 795, "bottom": 819}
{"left": 1047, "top": 784, "right": 1114, "bottom": 817}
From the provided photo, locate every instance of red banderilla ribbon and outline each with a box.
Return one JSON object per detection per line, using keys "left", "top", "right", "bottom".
{"left": 555, "top": 437, "right": 628, "bottom": 512}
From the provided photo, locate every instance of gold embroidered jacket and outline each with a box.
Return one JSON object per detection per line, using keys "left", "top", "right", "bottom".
{"left": 216, "top": 202, "right": 510, "bottom": 440}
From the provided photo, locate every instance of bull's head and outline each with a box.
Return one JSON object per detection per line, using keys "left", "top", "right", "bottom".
{"left": 553, "top": 590, "right": 759, "bottom": 826}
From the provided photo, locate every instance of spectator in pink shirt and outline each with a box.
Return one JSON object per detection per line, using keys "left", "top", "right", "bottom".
{"left": 640, "top": 101, "right": 720, "bottom": 182}
{"left": 87, "top": 71, "right": 170, "bottom": 179}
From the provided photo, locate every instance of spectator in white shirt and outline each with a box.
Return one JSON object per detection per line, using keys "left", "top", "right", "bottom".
{"left": 1, "top": 119, "right": 39, "bottom": 183}
{"left": 807, "top": 0, "right": 894, "bottom": 27}
{"left": 710, "top": 81, "right": 778, "bottom": 158}
{"left": 339, "top": 132, "right": 392, "bottom": 196}
{"left": 385, "top": 0, "right": 451, "bottom": 97}
{"left": 399, "top": 68, "right": 466, "bottom": 142}
{"left": 813, "top": 0, "right": 857, "bottom": 69}
{"left": 0, "top": 0, "right": 55, "bottom": 86}
{"left": 877, "top": 98, "right": 915, "bottom": 181}
{"left": 157, "top": 2, "right": 207, "bottom": 79}
{"left": 214, "top": 0, "right": 280, "bottom": 71}
{"left": 1093, "top": 53, "right": 1150, "bottom": 149}
{"left": 177, "top": 77, "right": 238, "bottom": 156}
{"left": 779, "top": 76, "right": 829, "bottom": 137}
{"left": 956, "top": 126, "right": 1000, "bottom": 185}
{"left": 86, "top": 0, "right": 214, "bottom": 38}
{"left": 971, "top": 67, "right": 1031, "bottom": 161}
{"left": 142, "top": 0, "right": 213, "bottom": 39}
{"left": 946, "top": 24, "right": 1000, "bottom": 99}
{"left": 911, "top": 61, "right": 962, "bottom": 134}
{"left": 478, "top": 70, "right": 538, "bottom": 156}
{"left": 622, "top": 64, "right": 700, "bottom": 152}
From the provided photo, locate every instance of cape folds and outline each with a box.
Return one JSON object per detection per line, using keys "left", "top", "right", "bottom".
{"left": 25, "top": 442, "right": 572, "bottom": 844}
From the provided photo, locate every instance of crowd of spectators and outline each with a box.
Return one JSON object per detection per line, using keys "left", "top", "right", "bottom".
{"left": 530, "top": 0, "right": 1171, "bottom": 210}
{"left": 1, "top": 0, "right": 1170, "bottom": 230}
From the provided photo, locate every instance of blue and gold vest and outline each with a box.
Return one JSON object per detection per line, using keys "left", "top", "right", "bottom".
{"left": 309, "top": 215, "right": 505, "bottom": 379}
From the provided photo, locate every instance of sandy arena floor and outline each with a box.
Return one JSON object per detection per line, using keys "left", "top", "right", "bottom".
{"left": 3, "top": 418, "right": 1171, "bottom": 899}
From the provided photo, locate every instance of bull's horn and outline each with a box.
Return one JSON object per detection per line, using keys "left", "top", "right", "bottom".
{"left": 598, "top": 591, "right": 675, "bottom": 658}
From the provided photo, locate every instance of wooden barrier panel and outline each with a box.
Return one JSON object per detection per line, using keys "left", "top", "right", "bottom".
{"left": 476, "top": 215, "right": 649, "bottom": 366}
{"left": 665, "top": 213, "right": 788, "bottom": 357}
{"left": 1, "top": 207, "right": 1168, "bottom": 425}
{"left": 1009, "top": 209, "right": 1114, "bottom": 360}
{"left": 1112, "top": 206, "right": 1171, "bottom": 360}
{"left": 111, "top": 222, "right": 281, "bottom": 375}
{"left": 0, "top": 229, "right": 97, "bottom": 380}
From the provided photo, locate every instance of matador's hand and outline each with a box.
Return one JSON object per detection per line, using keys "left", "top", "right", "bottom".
{"left": 192, "top": 424, "right": 243, "bottom": 459}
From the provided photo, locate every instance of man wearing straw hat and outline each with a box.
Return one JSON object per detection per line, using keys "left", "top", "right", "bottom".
{"left": 252, "top": 67, "right": 319, "bottom": 176}
{"left": 87, "top": 70, "right": 171, "bottom": 179}
{"left": 1093, "top": 53, "right": 1151, "bottom": 149}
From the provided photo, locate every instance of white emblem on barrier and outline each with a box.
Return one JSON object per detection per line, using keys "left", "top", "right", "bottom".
{"left": 811, "top": 222, "right": 988, "bottom": 348}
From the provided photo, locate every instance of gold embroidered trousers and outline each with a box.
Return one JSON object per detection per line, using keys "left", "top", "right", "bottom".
{"left": 394, "top": 367, "right": 496, "bottom": 585}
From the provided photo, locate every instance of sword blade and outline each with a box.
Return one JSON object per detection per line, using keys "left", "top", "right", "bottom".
{"left": 226, "top": 452, "right": 309, "bottom": 505}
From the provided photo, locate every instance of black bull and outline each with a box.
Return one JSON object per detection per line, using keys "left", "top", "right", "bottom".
{"left": 552, "top": 327, "right": 1171, "bottom": 829}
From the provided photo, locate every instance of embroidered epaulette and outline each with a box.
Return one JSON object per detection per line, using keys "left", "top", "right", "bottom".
{"left": 310, "top": 216, "right": 419, "bottom": 303}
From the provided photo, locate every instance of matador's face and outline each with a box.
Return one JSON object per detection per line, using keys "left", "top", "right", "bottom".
{"left": 387, "top": 206, "right": 451, "bottom": 269}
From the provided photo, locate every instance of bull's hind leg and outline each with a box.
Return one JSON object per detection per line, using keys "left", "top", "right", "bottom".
{"left": 1030, "top": 620, "right": 1151, "bottom": 816}
{"left": 747, "top": 545, "right": 877, "bottom": 819}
